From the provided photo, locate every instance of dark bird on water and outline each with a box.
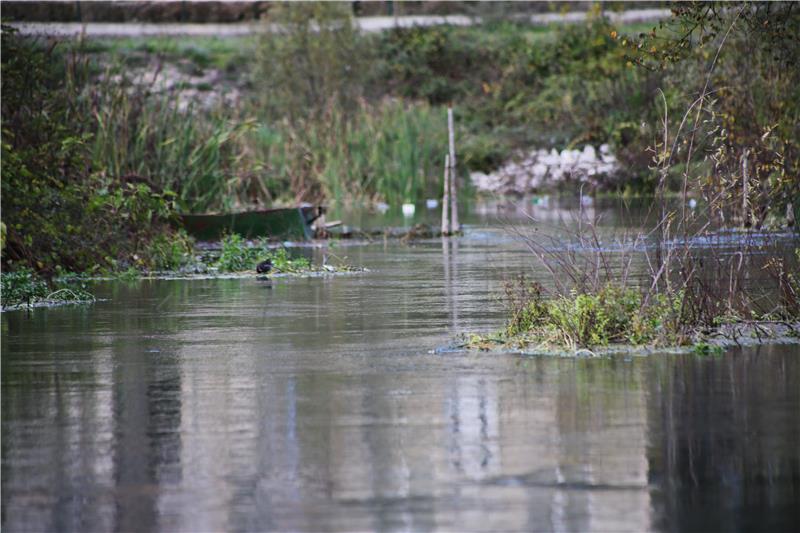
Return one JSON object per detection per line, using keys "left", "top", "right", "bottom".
{"left": 256, "top": 259, "right": 273, "bottom": 274}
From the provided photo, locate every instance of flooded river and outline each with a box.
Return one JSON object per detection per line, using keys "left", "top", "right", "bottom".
{"left": 3, "top": 200, "right": 799, "bottom": 532}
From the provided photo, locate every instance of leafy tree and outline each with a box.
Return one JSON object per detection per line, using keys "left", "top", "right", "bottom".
{"left": 619, "top": 2, "right": 800, "bottom": 225}
{"left": 1, "top": 28, "right": 176, "bottom": 273}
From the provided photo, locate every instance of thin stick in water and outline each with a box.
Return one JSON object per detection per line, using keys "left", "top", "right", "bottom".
{"left": 742, "top": 148, "right": 750, "bottom": 227}
{"left": 441, "top": 154, "right": 450, "bottom": 235}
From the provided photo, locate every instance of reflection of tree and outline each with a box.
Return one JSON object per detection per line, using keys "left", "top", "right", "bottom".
{"left": 112, "top": 338, "right": 183, "bottom": 532}
{"left": 647, "top": 347, "right": 800, "bottom": 533}
{"left": 552, "top": 357, "right": 651, "bottom": 532}
{"left": 2, "top": 307, "right": 116, "bottom": 532}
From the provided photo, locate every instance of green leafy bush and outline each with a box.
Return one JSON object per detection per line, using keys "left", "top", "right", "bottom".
{"left": 268, "top": 247, "right": 310, "bottom": 273}
{"left": 213, "top": 234, "right": 311, "bottom": 273}
{"left": 502, "top": 279, "right": 681, "bottom": 350}
{"left": 143, "top": 230, "right": 194, "bottom": 271}
{"left": 1, "top": 27, "right": 178, "bottom": 274}
{"left": 1, "top": 269, "right": 50, "bottom": 306}
{"left": 214, "top": 234, "right": 262, "bottom": 272}
{"left": 370, "top": 15, "right": 666, "bottom": 188}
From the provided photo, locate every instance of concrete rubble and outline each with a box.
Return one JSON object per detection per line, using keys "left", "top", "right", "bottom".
{"left": 470, "top": 144, "right": 619, "bottom": 195}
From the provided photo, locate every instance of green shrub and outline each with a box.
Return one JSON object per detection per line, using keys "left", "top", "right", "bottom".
{"left": 505, "top": 276, "right": 548, "bottom": 336}
{"left": 268, "top": 247, "right": 310, "bottom": 273}
{"left": 214, "top": 234, "right": 262, "bottom": 272}
{"left": 143, "top": 230, "right": 194, "bottom": 271}
{"left": 1, "top": 28, "right": 178, "bottom": 273}
{"left": 1, "top": 269, "right": 50, "bottom": 306}
{"left": 371, "top": 15, "right": 667, "bottom": 185}
{"left": 213, "top": 234, "right": 313, "bottom": 273}
{"left": 503, "top": 281, "right": 682, "bottom": 350}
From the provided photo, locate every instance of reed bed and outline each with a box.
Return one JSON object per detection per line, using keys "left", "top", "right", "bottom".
{"left": 89, "top": 77, "right": 449, "bottom": 211}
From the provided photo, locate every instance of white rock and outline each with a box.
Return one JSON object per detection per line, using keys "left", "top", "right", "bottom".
{"left": 470, "top": 145, "right": 620, "bottom": 195}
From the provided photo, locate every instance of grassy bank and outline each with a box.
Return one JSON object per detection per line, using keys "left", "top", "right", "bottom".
{"left": 56, "top": 4, "right": 800, "bottom": 211}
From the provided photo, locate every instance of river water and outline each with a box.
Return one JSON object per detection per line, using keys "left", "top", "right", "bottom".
{"left": 3, "top": 200, "right": 799, "bottom": 532}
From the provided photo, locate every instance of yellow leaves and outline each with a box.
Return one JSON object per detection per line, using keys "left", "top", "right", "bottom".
{"left": 610, "top": 30, "right": 618, "bottom": 39}
{"left": 650, "top": 46, "right": 657, "bottom": 53}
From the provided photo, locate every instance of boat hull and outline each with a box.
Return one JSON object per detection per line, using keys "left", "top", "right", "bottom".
{"left": 179, "top": 206, "right": 323, "bottom": 241}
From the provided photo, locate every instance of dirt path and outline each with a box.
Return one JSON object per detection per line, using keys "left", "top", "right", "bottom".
{"left": 11, "top": 9, "right": 670, "bottom": 38}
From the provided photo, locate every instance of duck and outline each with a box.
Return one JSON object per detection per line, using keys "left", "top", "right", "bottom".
{"left": 256, "top": 259, "right": 273, "bottom": 274}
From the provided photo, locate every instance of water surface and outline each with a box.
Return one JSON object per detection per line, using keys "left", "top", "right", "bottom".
{"left": 3, "top": 201, "right": 799, "bottom": 532}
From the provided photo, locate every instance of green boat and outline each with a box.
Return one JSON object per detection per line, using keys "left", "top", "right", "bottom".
{"left": 179, "top": 206, "right": 325, "bottom": 241}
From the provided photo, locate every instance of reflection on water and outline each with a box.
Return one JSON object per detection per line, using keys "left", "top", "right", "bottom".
{"left": 647, "top": 346, "right": 800, "bottom": 533}
{"left": 3, "top": 202, "right": 799, "bottom": 532}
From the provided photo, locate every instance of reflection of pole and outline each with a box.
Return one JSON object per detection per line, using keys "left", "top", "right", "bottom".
{"left": 451, "top": 238, "right": 458, "bottom": 327}
{"left": 441, "top": 155, "right": 450, "bottom": 236}
{"left": 448, "top": 107, "right": 460, "bottom": 233}
{"left": 442, "top": 236, "right": 451, "bottom": 324}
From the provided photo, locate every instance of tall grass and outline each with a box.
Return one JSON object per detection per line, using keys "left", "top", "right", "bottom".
{"left": 90, "top": 75, "right": 448, "bottom": 210}
{"left": 90, "top": 79, "right": 256, "bottom": 213}
{"left": 260, "top": 99, "right": 448, "bottom": 205}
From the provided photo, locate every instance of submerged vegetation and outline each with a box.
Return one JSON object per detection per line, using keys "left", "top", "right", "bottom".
{"left": 0, "top": 269, "right": 95, "bottom": 309}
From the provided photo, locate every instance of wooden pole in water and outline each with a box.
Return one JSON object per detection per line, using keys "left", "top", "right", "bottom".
{"left": 442, "top": 154, "right": 451, "bottom": 235}
{"left": 448, "top": 107, "right": 460, "bottom": 233}
{"left": 741, "top": 148, "right": 750, "bottom": 227}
